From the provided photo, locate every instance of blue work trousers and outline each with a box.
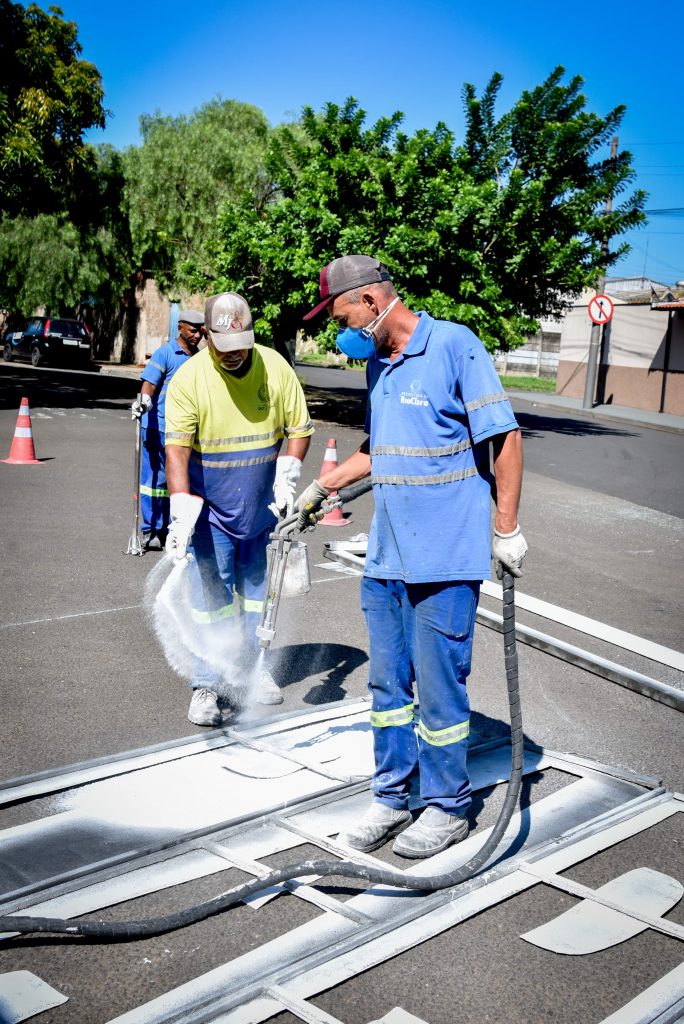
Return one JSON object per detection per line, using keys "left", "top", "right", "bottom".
{"left": 360, "top": 576, "right": 479, "bottom": 815}
{"left": 140, "top": 427, "right": 170, "bottom": 536}
{"left": 188, "top": 517, "right": 270, "bottom": 691}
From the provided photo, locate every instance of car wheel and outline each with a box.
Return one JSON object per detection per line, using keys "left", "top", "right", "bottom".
{"left": 30, "top": 345, "right": 43, "bottom": 367}
{"left": 2, "top": 343, "right": 13, "bottom": 362}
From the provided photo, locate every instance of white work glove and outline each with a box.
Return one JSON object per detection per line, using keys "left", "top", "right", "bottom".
{"left": 131, "top": 393, "right": 152, "bottom": 420}
{"left": 294, "top": 480, "right": 331, "bottom": 530}
{"left": 165, "top": 492, "right": 204, "bottom": 562}
{"left": 269, "top": 455, "right": 302, "bottom": 518}
{"left": 492, "top": 526, "right": 528, "bottom": 578}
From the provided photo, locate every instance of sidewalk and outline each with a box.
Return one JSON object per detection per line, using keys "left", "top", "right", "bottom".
{"left": 96, "top": 362, "right": 684, "bottom": 436}
{"left": 508, "top": 390, "right": 684, "bottom": 435}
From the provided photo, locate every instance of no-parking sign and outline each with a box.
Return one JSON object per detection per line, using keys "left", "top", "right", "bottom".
{"left": 588, "top": 293, "right": 614, "bottom": 325}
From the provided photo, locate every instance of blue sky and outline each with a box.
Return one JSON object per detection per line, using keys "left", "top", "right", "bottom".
{"left": 58, "top": 0, "right": 683, "bottom": 284}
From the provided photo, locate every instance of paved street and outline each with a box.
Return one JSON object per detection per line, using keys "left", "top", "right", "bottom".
{"left": 0, "top": 361, "right": 682, "bottom": 1024}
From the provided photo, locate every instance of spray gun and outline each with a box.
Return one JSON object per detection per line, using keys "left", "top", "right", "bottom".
{"left": 256, "top": 479, "right": 373, "bottom": 653}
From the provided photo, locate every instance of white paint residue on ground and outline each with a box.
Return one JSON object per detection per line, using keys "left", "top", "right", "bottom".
{"left": 50, "top": 749, "right": 324, "bottom": 831}
{"left": 0, "top": 971, "right": 68, "bottom": 1023}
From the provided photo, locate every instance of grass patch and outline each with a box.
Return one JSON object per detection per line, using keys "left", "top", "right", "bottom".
{"left": 500, "top": 375, "right": 556, "bottom": 393}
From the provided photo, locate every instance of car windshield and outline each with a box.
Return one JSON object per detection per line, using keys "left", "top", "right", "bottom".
{"left": 51, "top": 320, "right": 87, "bottom": 338}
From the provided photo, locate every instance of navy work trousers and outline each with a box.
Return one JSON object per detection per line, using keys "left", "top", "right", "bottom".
{"left": 360, "top": 576, "right": 479, "bottom": 815}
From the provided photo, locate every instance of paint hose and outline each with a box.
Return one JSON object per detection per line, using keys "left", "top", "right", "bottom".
{"left": 1, "top": 485, "right": 523, "bottom": 940}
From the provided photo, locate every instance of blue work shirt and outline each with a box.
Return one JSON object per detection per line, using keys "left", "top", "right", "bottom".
{"left": 364, "top": 312, "right": 519, "bottom": 584}
{"left": 140, "top": 340, "right": 195, "bottom": 433}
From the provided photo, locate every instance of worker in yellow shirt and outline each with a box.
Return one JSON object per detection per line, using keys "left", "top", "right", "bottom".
{"left": 164, "top": 292, "right": 314, "bottom": 725}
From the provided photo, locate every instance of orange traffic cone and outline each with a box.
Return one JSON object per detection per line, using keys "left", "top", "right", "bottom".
{"left": 320, "top": 438, "right": 349, "bottom": 526}
{"left": 2, "top": 397, "right": 42, "bottom": 465}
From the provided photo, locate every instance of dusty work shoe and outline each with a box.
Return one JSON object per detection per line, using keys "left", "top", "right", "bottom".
{"left": 338, "top": 801, "right": 412, "bottom": 853}
{"left": 256, "top": 668, "right": 283, "bottom": 706}
{"left": 188, "top": 687, "right": 221, "bottom": 727}
{"left": 393, "top": 805, "right": 469, "bottom": 859}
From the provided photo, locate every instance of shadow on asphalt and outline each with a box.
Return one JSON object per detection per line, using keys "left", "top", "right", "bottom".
{"left": 515, "top": 410, "right": 636, "bottom": 439}
{"left": 0, "top": 364, "right": 138, "bottom": 411}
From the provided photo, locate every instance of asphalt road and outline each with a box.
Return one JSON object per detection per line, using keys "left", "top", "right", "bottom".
{"left": 0, "top": 361, "right": 682, "bottom": 1024}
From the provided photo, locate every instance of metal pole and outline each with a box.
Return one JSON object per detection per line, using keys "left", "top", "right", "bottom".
{"left": 583, "top": 135, "right": 619, "bottom": 410}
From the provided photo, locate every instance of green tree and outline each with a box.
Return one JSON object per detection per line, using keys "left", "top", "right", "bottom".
{"left": 0, "top": 3, "right": 131, "bottom": 316}
{"left": 210, "top": 70, "right": 645, "bottom": 352}
{"left": 123, "top": 99, "right": 272, "bottom": 293}
{"left": 0, "top": 0, "right": 106, "bottom": 217}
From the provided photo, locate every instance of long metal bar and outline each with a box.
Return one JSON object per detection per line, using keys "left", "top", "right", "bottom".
{"left": 476, "top": 608, "right": 684, "bottom": 712}
{"left": 480, "top": 580, "right": 684, "bottom": 673}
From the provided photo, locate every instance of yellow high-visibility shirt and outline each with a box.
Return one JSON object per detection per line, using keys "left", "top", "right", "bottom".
{"left": 166, "top": 345, "right": 313, "bottom": 537}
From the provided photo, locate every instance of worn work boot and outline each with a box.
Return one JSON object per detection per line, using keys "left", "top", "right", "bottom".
{"left": 256, "top": 668, "right": 283, "bottom": 706}
{"left": 393, "top": 805, "right": 469, "bottom": 859}
{"left": 338, "top": 800, "right": 412, "bottom": 853}
{"left": 188, "top": 687, "right": 221, "bottom": 727}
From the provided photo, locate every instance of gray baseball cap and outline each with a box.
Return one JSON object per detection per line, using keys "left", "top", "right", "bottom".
{"left": 204, "top": 292, "right": 255, "bottom": 352}
{"left": 177, "top": 309, "right": 204, "bottom": 326}
{"left": 303, "top": 255, "right": 391, "bottom": 320}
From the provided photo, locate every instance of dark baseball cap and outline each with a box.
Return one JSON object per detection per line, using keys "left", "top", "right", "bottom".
{"left": 204, "top": 292, "right": 255, "bottom": 352}
{"left": 177, "top": 309, "right": 204, "bottom": 326}
{"left": 303, "top": 255, "right": 391, "bottom": 320}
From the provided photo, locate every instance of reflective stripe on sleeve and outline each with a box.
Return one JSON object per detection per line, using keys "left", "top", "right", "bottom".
{"left": 371, "top": 439, "right": 471, "bottom": 458}
{"left": 140, "top": 484, "right": 170, "bottom": 498}
{"left": 416, "top": 719, "right": 470, "bottom": 746}
{"left": 190, "top": 603, "right": 236, "bottom": 624}
{"left": 370, "top": 703, "right": 415, "bottom": 728}
{"left": 465, "top": 391, "right": 508, "bottom": 413}
{"left": 284, "top": 420, "right": 314, "bottom": 436}
{"left": 166, "top": 431, "right": 195, "bottom": 442}
{"left": 372, "top": 467, "right": 478, "bottom": 486}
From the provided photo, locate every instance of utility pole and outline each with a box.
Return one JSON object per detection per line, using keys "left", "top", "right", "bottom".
{"left": 583, "top": 135, "right": 619, "bottom": 410}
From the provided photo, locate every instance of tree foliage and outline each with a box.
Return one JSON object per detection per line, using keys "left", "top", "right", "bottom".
{"left": 210, "top": 69, "right": 646, "bottom": 351}
{"left": 0, "top": 0, "right": 106, "bottom": 218}
{"left": 0, "top": 2, "right": 131, "bottom": 315}
{"left": 123, "top": 99, "right": 272, "bottom": 293}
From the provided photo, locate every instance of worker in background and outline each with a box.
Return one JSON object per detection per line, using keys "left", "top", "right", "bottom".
{"left": 131, "top": 310, "right": 204, "bottom": 549}
{"left": 164, "top": 292, "right": 313, "bottom": 726}
{"left": 295, "top": 255, "right": 527, "bottom": 859}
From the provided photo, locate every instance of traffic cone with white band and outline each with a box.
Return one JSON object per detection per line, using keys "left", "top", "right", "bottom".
{"left": 2, "top": 397, "right": 41, "bottom": 465}
{"left": 320, "top": 438, "right": 349, "bottom": 526}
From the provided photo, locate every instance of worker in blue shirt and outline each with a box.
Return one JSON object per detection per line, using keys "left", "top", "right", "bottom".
{"left": 130, "top": 310, "right": 204, "bottom": 548}
{"left": 295, "top": 255, "right": 527, "bottom": 859}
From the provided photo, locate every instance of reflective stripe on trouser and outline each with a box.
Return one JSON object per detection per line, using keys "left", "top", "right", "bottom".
{"left": 188, "top": 518, "right": 269, "bottom": 690}
{"left": 140, "top": 427, "right": 170, "bottom": 534}
{"left": 360, "top": 576, "right": 479, "bottom": 814}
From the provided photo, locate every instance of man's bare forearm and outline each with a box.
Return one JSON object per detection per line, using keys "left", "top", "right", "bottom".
{"left": 166, "top": 445, "right": 193, "bottom": 495}
{"left": 284, "top": 436, "right": 311, "bottom": 462}
{"left": 492, "top": 429, "right": 523, "bottom": 533}
{"left": 319, "top": 438, "right": 371, "bottom": 491}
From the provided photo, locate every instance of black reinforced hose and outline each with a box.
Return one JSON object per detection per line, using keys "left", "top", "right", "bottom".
{"left": 2, "top": 482, "right": 523, "bottom": 941}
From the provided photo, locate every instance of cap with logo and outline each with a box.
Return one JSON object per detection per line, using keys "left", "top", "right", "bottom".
{"left": 177, "top": 309, "right": 204, "bottom": 327}
{"left": 204, "top": 292, "right": 255, "bottom": 352}
{"left": 303, "top": 255, "right": 391, "bottom": 320}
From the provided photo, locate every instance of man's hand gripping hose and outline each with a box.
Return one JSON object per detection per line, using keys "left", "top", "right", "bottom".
{"left": 1, "top": 484, "right": 524, "bottom": 941}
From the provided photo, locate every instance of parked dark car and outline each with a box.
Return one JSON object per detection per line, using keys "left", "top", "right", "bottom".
{"left": 2, "top": 316, "right": 92, "bottom": 368}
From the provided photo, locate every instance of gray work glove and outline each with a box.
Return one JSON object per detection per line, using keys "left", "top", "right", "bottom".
{"left": 294, "top": 480, "right": 331, "bottom": 530}
{"left": 492, "top": 526, "right": 528, "bottom": 578}
{"left": 131, "top": 393, "right": 152, "bottom": 420}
